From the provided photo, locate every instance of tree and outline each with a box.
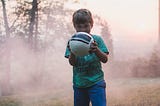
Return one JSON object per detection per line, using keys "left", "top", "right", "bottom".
{"left": 28, "top": 0, "right": 38, "bottom": 50}
{"left": 148, "top": 48, "right": 160, "bottom": 77}
{"left": 100, "top": 19, "right": 113, "bottom": 59}
{"left": 93, "top": 15, "right": 113, "bottom": 59}
{"left": 1, "top": 0, "right": 11, "bottom": 96}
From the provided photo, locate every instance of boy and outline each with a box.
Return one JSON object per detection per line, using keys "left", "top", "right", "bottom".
{"left": 64, "top": 9, "right": 109, "bottom": 106}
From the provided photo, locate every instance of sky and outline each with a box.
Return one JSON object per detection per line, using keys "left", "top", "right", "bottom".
{"left": 72, "top": 0, "right": 158, "bottom": 60}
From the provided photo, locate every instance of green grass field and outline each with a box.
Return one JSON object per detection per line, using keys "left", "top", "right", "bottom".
{"left": 0, "top": 78, "right": 160, "bottom": 106}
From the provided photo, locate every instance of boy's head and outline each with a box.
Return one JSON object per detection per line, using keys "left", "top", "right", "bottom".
{"left": 72, "top": 9, "right": 93, "bottom": 33}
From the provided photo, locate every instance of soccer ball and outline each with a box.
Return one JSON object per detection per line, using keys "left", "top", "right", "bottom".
{"left": 69, "top": 32, "right": 94, "bottom": 56}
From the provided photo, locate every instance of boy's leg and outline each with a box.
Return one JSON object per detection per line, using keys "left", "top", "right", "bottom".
{"left": 88, "top": 80, "right": 107, "bottom": 106}
{"left": 73, "top": 86, "right": 90, "bottom": 106}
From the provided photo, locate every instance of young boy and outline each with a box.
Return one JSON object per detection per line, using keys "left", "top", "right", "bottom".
{"left": 64, "top": 9, "right": 109, "bottom": 106}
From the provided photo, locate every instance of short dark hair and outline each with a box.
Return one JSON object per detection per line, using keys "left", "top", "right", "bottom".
{"left": 72, "top": 9, "right": 94, "bottom": 27}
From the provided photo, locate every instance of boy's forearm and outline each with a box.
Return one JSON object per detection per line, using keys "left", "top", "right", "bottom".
{"left": 95, "top": 48, "right": 108, "bottom": 63}
{"left": 69, "top": 53, "right": 76, "bottom": 66}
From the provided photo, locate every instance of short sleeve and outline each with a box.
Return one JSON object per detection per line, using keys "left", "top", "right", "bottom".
{"left": 93, "top": 35, "right": 109, "bottom": 55}
{"left": 64, "top": 40, "right": 71, "bottom": 58}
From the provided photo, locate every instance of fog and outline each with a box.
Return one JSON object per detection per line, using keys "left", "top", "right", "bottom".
{"left": 0, "top": 0, "right": 159, "bottom": 105}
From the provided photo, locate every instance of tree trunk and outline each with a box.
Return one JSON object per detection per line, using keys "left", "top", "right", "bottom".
{"left": 28, "top": 0, "right": 38, "bottom": 50}
{"left": 1, "top": 0, "right": 11, "bottom": 96}
{"left": 1, "top": 0, "right": 10, "bottom": 38}
{"left": 34, "top": 7, "right": 38, "bottom": 51}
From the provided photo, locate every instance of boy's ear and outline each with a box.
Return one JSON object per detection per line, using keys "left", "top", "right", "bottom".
{"left": 91, "top": 24, "right": 93, "bottom": 28}
{"left": 73, "top": 23, "right": 76, "bottom": 28}
{"left": 91, "top": 22, "right": 94, "bottom": 28}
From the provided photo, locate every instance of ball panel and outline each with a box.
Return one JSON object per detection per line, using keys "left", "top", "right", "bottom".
{"left": 70, "top": 38, "right": 89, "bottom": 44}
{"left": 69, "top": 32, "right": 94, "bottom": 56}
{"left": 72, "top": 32, "right": 92, "bottom": 42}
{"left": 69, "top": 40, "right": 90, "bottom": 56}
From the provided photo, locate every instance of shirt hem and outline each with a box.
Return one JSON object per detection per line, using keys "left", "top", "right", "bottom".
{"left": 73, "top": 79, "right": 104, "bottom": 88}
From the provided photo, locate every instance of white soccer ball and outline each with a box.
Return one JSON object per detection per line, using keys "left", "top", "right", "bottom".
{"left": 69, "top": 32, "right": 94, "bottom": 56}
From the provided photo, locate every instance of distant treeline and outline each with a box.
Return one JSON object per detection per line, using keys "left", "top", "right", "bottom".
{"left": 106, "top": 46, "right": 160, "bottom": 78}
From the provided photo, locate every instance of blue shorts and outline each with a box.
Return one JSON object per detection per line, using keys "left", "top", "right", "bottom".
{"left": 73, "top": 80, "right": 107, "bottom": 106}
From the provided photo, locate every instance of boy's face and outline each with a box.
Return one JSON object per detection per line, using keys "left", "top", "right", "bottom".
{"left": 74, "top": 22, "right": 92, "bottom": 34}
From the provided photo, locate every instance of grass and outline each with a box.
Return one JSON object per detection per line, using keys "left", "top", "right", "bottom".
{"left": 107, "top": 78, "right": 160, "bottom": 106}
{"left": 0, "top": 78, "right": 160, "bottom": 106}
{"left": 108, "top": 88, "right": 160, "bottom": 106}
{"left": 0, "top": 96, "right": 20, "bottom": 106}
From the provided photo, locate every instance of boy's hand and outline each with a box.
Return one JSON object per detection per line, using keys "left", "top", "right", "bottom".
{"left": 89, "top": 41, "right": 99, "bottom": 53}
{"left": 89, "top": 41, "right": 108, "bottom": 63}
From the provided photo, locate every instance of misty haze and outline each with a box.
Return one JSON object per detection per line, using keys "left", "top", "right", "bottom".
{"left": 0, "top": 0, "right": 160, "bottom": 106}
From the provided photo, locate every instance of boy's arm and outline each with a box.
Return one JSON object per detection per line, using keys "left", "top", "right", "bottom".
{"left": 95, "top": 48, "right": 108, "bottom": 63}
{"left": 66, "top": 40, "right": 77, "bottom": 66}
{"left": 90, "top": 41, "right": 108, "bottom": 63}
{"left": 69, "top": 52, "right": 77, "bottom": 66}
